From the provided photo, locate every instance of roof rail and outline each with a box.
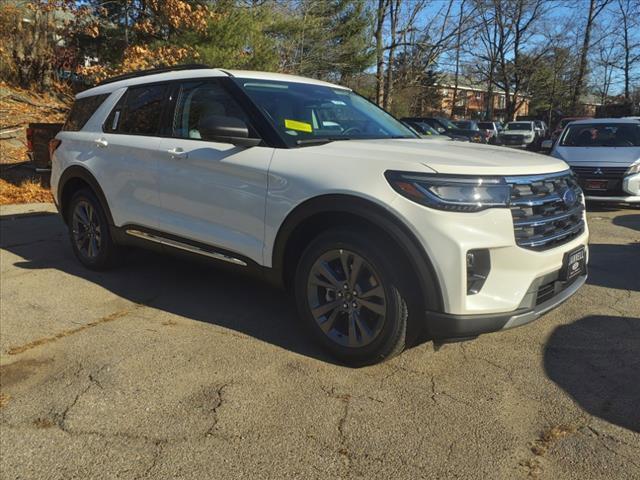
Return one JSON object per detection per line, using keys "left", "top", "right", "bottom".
{"left": 95, "top": 64, "right": 211, "bottom": 87}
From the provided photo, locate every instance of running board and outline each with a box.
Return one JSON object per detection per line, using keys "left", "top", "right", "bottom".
{"left": 125, "top": 229, "right": 247, "bottom": 266}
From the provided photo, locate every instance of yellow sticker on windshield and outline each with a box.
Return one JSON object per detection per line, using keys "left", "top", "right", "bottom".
{"left": 284, "top": 119, "right": 313, "bottom": 133}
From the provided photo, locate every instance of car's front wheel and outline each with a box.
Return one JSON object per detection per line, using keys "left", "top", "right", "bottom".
{"left": 67, "top": 188, "right": 120, "bottom": 270}
{"left": 294, "top": 228, "right": 413, "bottom": 366}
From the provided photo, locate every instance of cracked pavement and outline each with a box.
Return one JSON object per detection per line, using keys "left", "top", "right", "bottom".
{"left": 0, "top": 203, "right": 639, "bottom": 479}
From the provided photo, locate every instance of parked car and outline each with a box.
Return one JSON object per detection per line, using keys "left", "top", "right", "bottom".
{"left": 549, "top": 118, "right": 639, "bottom": 204}
{"left": 551, "top": 117, "right": 592, "bottom": 142}
{"left": 452, "top": 120, "right": 480, "bottom": 131}
{"left": 499, "top": 121, "right": 539, "bottom": 149}
{"left": 402, "top": 116, "right": 485, "bottom": 143}
{"left": 51, "top": 65, "right": 588, "bottom": 366}
{"left": 401, "top": 119, "right": 455, "bottom": 140}
{"left": 534, "top": 120, "right": 548, "bottom": 138}
{"left": 477, "top": 121, "right": 502, "bottom": 144}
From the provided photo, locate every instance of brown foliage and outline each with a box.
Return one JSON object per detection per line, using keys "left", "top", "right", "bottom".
{"left": 0, "top": 178, "right": 53, "bottom": 205}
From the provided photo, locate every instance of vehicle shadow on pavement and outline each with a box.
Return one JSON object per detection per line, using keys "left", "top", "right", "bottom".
{"left": 1, "top": 213, "right": 340, "bottom": 364}
{"left": 612, "top": 214, "right": 640, "bottom": 233}
{"left": 586, "top": 243, "right": 640, "bottom": 292}
{"left": 544, "top": 315, "right": 640, "bottom": 433}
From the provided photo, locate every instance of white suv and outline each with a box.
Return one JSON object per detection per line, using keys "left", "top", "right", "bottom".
{"left": 51, "top": 66, "right": 589, "bottom": 366}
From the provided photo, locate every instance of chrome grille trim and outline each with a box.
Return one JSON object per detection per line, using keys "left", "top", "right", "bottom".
{"left": 513, "top": 205, "right": 584, "bottom": 227}
{"left": 507, "top": 170, "right": 585, "bottom": 251}
{"left": 515, "top": 221, "right": 585, "bottom": 248}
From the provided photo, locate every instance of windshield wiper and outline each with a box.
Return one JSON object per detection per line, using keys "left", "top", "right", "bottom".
{"left": 295, "top": 137, "right": 352, "bottom": 146}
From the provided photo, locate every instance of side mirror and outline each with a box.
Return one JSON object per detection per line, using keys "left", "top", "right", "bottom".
{"left": 541, "top": 139, "right": 553, "bottom": 151}
{"left": 198, "top": 115, "right": 261, "bottom": 147}
{"left": 437, "top": 127, "right": 446, "bottom": 133}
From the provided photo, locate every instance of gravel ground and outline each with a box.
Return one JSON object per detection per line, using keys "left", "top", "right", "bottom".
{"left": 0, "top": 202, "right": 638, "bottom": 480}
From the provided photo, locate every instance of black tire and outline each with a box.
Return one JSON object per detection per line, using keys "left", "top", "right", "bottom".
{"left": 294, "top": 227, "right": 416, "bottom": 367}
{"left": 67, "top": 188, "right": 120, "bottom": 270}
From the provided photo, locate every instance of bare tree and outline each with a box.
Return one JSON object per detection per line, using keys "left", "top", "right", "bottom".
{"left": 591, "top": 28, "right": 623, "bottom": 105}
{"left": 569, "top": 0, "right": 612, "bottom": 113}
{"left": 476, "top": 0, "right": 550, "bottom": 121}
{"left": 615, "top": 0, "right": 640, "bottom": 102}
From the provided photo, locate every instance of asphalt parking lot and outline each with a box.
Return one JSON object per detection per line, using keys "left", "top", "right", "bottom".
{"left": 0, "top": 203, "right": 639, "bottom": 480}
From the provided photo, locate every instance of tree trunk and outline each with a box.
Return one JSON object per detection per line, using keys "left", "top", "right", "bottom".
{"left": 383, "top": 0, "right": 399, "bottom": 111}
{"left": 374, "top": 0, "right": 386, "bottom": 106}
{"left": 450, "top": 0, "right": 465, "bottom": 117}
{"left": 570, "top": 0, "right": 600, "bottom": 113}
{"left": 621, "top": 3, "right": 630, "bottom": 100}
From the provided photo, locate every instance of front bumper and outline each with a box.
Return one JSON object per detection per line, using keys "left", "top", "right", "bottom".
{"left": 585, "top": 194, "right": 640, "bottom": 203}
{"left": 427, "top": 273, "right": 586, "bottom": 340}
{"left": 394, "top": 194, "right": 589, "bottom": 315}
{"left": 579, "top": 172, "right": 639, "bottom": 203}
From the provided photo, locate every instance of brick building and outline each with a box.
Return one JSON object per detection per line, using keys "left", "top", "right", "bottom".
{"left": 437, "top": 81, "right": 530, "bottom": 121}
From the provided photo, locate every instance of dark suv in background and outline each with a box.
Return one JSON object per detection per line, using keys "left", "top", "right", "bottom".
{"left": 401, "top": 116, "right": 485, "bottom": 143}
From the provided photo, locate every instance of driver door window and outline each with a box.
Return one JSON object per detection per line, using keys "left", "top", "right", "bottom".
{"left": 171, "top": 81, "right": 257, "bottom": 140}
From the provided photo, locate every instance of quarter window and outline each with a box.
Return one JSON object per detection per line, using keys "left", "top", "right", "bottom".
{"left": 105, "top": 84, "right": 167, "bottom": 135}
{"left": 63, "top": 94, "right": 109, "bottom": 131}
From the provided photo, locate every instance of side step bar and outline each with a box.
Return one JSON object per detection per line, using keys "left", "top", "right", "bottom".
{"left": 125, "top": 229, "right": 247, "bottom": 267}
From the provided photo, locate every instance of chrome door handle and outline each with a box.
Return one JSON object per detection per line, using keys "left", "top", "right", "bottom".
{"left": 95, "top": 138, "right": 108, "bottom": 148}
{"left": 167, "top": 148, "right": 188, "bottom": 159}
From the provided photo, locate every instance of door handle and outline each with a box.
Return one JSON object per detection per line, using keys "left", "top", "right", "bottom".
{"left": 167, "top": 147, "right": 188, "bottom": 159}
{"left": 94, "top": 138, "right": 108, "bottom": 148}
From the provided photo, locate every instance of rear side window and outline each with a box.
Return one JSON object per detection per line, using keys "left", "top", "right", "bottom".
{"left": 62, "top": 94, "right": 109, "bottom": 131}
{"left": 105, "top": 84, "right": 167, "bottom": 135}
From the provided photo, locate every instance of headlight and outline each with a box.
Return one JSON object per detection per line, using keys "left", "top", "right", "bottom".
{"left": 626, "top": 162, "right": 640, "bottom": 176}
{"left": 385, "top": 171, "right": 511, "bottom": 212}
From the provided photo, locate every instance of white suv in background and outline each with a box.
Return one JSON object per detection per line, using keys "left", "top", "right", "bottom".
{"left": 500, "top": 121, "right": 538, "bottom": 149}
{"left": 51, "top": 66, "right": 589, "bottom": 366}
{"left": 549, "top": 118, "right": 640, "bottom": 203}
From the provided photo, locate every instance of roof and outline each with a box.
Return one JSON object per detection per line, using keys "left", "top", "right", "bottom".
{"left": 569, "top": 118, "right": 640, "bottom": 125}
{"left": 78, "top": 68, "right": 348, "bottom": 99}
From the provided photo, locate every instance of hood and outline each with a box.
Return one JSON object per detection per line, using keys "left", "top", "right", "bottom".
{"left": 305, "top": 138, "right": 568, "bottom": 176}
{"left": 553, "top": 146, "right": 640, "bottom": 167}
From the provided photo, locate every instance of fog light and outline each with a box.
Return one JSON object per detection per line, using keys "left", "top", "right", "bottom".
{"left": 467, "top": 249, "right": 490, "bottom": 294}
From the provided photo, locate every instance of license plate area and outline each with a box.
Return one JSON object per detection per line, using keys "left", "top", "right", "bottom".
{"left": 560, "top": 246, "right": 586, "bottom": 282}
{"left": 585, "top": 179, "right": 608, "bottom": 190}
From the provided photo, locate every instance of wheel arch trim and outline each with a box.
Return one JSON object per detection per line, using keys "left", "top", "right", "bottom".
{"left": 57, "top": 165, "right": 114, "bottom": 226}
{"left": 271, "top": 194, "right": 444, "bottom": 311}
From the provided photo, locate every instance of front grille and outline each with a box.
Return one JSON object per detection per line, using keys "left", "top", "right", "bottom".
{"left": 503, "top": 135, "right": 525, "bottom": 145}
{"left": 536, "top": 281, "right": 555, "bottom": 305}
{"left": 571, "top": 166, "right": 627, "bottom": 195}
{"left": 507, "top": 171, "right": 585, "bottom": 251}
{"left": 571, "top": 166, "right": 627, "bottom": 179}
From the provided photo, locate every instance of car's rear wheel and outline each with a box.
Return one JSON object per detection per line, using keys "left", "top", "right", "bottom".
{"left": 294, "top": 227, "right": 413, "bottom": 366}
{"left": 68, "top": 188, "right": 120, "bottom": 270}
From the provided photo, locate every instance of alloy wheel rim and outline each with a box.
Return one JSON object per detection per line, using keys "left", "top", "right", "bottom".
{"left": 72, "top": 200, "right": 102, "bottom": 259}
{"left": 307, "top": 249, "right": 387, "bottom": 348}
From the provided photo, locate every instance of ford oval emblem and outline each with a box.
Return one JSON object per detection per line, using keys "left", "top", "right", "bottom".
{"left": 562, "top": 188, "right": 577, "bottom": 207}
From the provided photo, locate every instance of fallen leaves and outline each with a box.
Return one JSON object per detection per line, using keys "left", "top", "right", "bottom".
{"left": 0, "top": 178, "right": 53, "bottom": 205}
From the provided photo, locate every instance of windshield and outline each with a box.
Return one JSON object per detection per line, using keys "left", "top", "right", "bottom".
{"left": 235, "top": 79, "right": 416, "bottom": 146}
{"left": 560, "top": 123, "right": 640, "bottom": 147}
{"left": 438, "top": 118, "right": 458, "bottom": 130}
{"left": 408, "top": 121, "right": 441, "bottom": 136}
{"left": 506, "top": 122, "right": 532, "bottom": 131}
